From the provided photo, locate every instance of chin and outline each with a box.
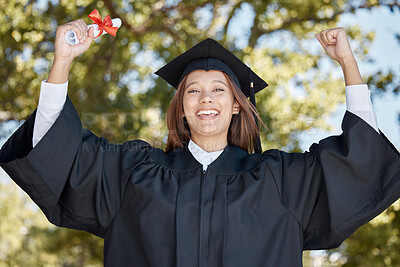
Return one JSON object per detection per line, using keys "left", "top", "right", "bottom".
{"left": 199, "top": 123, "right": 221, "bottom": 134}
{"left": 189, "top": 119, "right": 229, "bottom": 138}
{"left": 198, "top": 129, "right": 219, "bottom": 136}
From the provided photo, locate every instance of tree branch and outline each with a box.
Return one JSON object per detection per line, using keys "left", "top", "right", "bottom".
{"left": 103, "top": 0, "right": 159, "bottom": 35}
{"left": 248, "top": 1, "right": 400, "bottom": 47}
{"left": 102, "top": 0, "right": 213, "bottom": 46}
{"left": 222, "top": 2, "right": 242, "bottom": 39}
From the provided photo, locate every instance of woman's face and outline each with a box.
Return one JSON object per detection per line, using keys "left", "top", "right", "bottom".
{"left": 182, "top": 70, "right": 239, "bottom": 145}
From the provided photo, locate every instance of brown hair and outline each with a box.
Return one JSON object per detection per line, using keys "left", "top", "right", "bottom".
{"left": 165, "top": 72, "right": 264, "bottom": 153}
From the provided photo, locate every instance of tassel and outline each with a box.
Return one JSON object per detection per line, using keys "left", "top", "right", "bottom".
{"left": 249, "top": 69, "right": 262, "bottom": 153}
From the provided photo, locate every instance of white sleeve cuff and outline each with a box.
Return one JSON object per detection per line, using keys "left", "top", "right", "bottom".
{"left": 38, "top": 80, "right": 68, "bottom": 109}
{"left": 345, "top": 84, "right": 371, "bottom": 111}
{"left": 345, "top": 84, "right": 379, "bottom": 133}
{"left": 33, "top": 80, "right": 69, "bottom": 147}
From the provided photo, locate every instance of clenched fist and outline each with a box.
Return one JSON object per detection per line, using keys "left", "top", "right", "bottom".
{"left": 315, "top": 27, "right": 355, "bottom": 66}
{"left": 316, "top": 27, "right": 363, "bottom": 85}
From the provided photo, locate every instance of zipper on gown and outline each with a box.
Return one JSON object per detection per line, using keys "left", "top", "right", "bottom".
{"left": 198, "top": 169, "right": 206, "bottom": 267}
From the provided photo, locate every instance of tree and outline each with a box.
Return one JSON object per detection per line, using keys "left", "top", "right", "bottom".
{"left": 1, "top": 0, "right": 399, "bottom": 266}
{"left": 316, "top": 200, "right": 400, "bottom": 266}
{"left": 0, "top": 171, "right": 104, "bottom": 266}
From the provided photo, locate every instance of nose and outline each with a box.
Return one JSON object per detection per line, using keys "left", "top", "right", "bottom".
{"left": 200, "top": 90, "right": 214, "bottom": 104}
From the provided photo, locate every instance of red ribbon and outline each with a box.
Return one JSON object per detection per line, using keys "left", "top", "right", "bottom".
{"left": 88, "top": 9, "right": 119, "bottom": 39}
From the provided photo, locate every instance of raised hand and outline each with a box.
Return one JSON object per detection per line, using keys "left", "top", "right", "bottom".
{"left": 48, "top": 20, "right": 94, "bottom": 84}
{"left": 315, "top": 27, "right": 354, "bottom": 66}
{"left": 54, "top": 19, "right": 94, "bottom": 64}
{"left": 315, "top": 27, "right": 363, "bottom": 86}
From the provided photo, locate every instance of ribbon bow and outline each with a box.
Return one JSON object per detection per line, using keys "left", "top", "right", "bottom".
{"left": 88, "top": 9, "right": 119, "bottom": 39}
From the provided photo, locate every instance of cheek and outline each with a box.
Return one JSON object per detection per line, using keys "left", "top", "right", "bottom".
{"left": 182, "top": 95, "right": 195, "bottom": 116}
{"left": 218, "top": 96, "right": 235, "bottom": 112}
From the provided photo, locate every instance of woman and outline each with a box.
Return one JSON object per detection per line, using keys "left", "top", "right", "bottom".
{"left": 1, "top": 20, "right": 400, "bottom": 266}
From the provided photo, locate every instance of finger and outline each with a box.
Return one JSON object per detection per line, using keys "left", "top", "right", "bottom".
{"left": 68, "top": 20, "right": 85, "bottom": 41}
{"left": 335, "top": 28, "right": 348, "bottom": 44}
{"left": 83, "top": 27, "right": 95, "bottom": 46}
{"left": 315, "top": 33, "right": 327, "bottom": 50}
{"left": 60, "top": 23, "right": 82, "bottom": 39}
{"left": 79, "top": 19, "right": 87, "bottom": 43}
{"left": 78, "top": 19, "right": 87, "bottom": 39}
{"left": 74, "top": 19, "right": 85, "bottom": 42}
{"left": 320, "top": 30, "right": 329, "bottom": 46}
{"left": 64, "top": 22, "right": 79, "bottom": 40}
{"left": 325, "top": 29, "right": 338, "bottom": 45}
{"left": 87, "top": 26, "right": 95, "bottom": 39}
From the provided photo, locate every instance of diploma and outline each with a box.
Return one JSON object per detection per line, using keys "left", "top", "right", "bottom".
{"left": 64, "top": 9, "right": 122, "bottom": 45}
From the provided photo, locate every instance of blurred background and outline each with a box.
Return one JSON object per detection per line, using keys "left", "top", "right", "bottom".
{"left": 0, "top": 0, "right": 399, "bottom": 266}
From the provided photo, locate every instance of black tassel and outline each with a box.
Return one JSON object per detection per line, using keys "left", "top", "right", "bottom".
{"left": 249, "top": 69, "right": 262, "bottom": 153}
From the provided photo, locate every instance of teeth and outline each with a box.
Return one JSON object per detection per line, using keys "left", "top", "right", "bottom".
{"left": 197, "top": 110, "right": 219, "bottom": 116}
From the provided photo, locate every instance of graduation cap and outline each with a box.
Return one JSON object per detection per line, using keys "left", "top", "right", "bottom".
{"left": 155, "top": 38, "right": 268, "bottom": 153}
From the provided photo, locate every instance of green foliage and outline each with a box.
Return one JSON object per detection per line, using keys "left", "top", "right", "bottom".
{"left": 318, "top": 201, "right": 400, "bottom": 267}
{"left": 2, "top": 0, "right": 395, "bottom": 148}
{"left": 0, "top": 0, "right": 399, "bottom": 266}
{"left": 0, "top": 177, "right": 103, "bottom": 267}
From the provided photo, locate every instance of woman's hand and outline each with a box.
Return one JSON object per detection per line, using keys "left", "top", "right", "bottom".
{"left": 315, "top": 27, "right": 354, "bottom": 66}
{"left": 316, "top": 27, "right": 363, "bottom": 86}
{"left": 48, "top": 20, "right": 94, "bottom": 84}
{"left": 54, "top": 19, "right": 94, "bottom": 64}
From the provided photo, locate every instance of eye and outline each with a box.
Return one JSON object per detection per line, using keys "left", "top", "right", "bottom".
{"left": 214, "top": 88, "right": 225, "bottom": 92}
{"left": 187, "top": 88, "right": 199, "bottom": 93}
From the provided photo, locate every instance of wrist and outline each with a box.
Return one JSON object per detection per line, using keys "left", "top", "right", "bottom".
{"left": 338, "top": 55, "right": 357, "bottom": 69}
{"left": 48, "top": 58, "right": 72, "bottom": 84}
{"left": 339, "top": 56, "right": 363, "bottom": 86}
{"left": 53, "top": 57, "right": 73, "bottom": 70}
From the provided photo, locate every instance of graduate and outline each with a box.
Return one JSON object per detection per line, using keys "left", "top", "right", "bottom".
{"left": 1, "top": 19, "right": 400, "bottom": 266}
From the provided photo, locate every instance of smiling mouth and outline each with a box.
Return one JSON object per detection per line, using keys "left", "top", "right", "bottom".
{"left": 197, "top": 109, "right": 219, "bottom": 119}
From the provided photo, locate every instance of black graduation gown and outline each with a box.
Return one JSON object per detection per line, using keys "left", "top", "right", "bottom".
{"left": 1, "top": 96, "right": 400, "bottom": 267}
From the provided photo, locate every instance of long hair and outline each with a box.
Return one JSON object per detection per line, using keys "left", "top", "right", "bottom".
{"left": 165, "top": 72, "right": 264, "bottom": 153}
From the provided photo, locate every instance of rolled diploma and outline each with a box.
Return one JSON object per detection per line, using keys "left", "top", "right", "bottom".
{"left": 64, "top": 18, "right": 122, "bottom": 45}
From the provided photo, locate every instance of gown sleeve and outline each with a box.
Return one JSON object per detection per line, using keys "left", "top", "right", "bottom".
{"left": 263, "top": 110, "right": 400, "bottom": 250}
{"left": 0, "top": 96, "right": 150, "bottom": 237}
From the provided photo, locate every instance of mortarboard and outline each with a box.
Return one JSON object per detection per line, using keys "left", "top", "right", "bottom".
{"left": 155, "top": 38, "right": 268, "bottom": 153}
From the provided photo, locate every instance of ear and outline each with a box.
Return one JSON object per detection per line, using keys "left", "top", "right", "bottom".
{"left": 233, "top": 101, "right": 240, "bottom": 115}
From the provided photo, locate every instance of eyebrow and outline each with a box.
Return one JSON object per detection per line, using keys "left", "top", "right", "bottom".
{"left": 186, "top": 79, "right": 227, "bottom": 88}
{"left": 213, "top": 80, "right": 228, "bottom": 87}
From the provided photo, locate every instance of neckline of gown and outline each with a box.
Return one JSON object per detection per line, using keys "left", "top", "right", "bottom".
{"left": 161, "top": 144, "right": 264, "bottom": 175}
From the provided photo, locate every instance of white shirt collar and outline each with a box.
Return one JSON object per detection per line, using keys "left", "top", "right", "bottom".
{"left": 188, "top": 139, "right": 224, "bottom": 171}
